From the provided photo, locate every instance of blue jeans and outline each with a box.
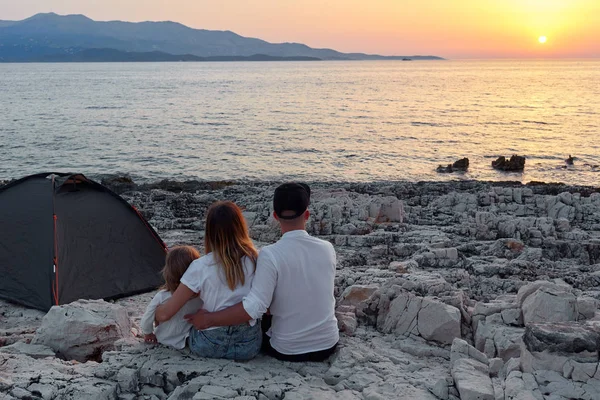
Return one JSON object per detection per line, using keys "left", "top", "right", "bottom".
{"left": 188, "top": 322, "right": 262, "bottom": 360}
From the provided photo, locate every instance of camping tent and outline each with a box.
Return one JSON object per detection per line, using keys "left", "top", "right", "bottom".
{"left": 0, "top": 173, "right": 168, "bottom": 311}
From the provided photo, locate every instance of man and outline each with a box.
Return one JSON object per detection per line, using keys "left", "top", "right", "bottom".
{"left": 185, "top": 182, "right": 339, "bottom": 361}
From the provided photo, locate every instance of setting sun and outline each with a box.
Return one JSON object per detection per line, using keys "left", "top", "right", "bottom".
{"left": 538, "top": 36, "right": 548, "bottom": 44}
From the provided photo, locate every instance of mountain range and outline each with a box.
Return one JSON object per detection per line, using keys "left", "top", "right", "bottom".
{"left": 0, "top": 13, "right": 444, "bottom": 62}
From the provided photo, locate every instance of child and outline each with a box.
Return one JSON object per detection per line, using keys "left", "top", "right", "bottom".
{"left": 140, "top": 246, "right": 203, "bottom": 349}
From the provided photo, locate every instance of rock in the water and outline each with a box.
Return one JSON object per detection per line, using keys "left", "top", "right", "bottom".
{"left": 451, "top": 358, "right": 495, "bottom": 400}
{"left": 437, "top": 158, "right": 469, "bottom": 173}
{"left": 32, "top": 299, "right": 132, "bottom": 362}
{"left": 437, "top": 164, "right": 455, "bottom": 173}
{"left": 492, "top": 155, "right": 526, "bottom": 171}
{"left": 453, "top": 158, "right": 470, "bottom": 170}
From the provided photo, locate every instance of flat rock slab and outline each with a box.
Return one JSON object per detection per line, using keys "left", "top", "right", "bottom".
{"left": 451, "top": 338, "right": 488, "bottom": 366}
{"left": 0, "top": 341, "right": 55, "bottom": 359}
{"left": 451, "top": 358, "right": 495, "bottom": 400}
{"left": 523, "top": 322, "right": 600, "bottom": 356}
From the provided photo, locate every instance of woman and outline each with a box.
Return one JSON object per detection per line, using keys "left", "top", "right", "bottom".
{"left": 155, "top": 201, "right": 261, "bottom": 360}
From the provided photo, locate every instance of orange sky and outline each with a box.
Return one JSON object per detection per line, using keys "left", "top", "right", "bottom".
{"left": 2, "top": 0, "right": 599, "bottom": 58}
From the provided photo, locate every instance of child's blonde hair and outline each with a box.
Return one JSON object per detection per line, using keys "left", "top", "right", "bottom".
{"left": 161, "top": 246, "right": 201, "bottom": 293}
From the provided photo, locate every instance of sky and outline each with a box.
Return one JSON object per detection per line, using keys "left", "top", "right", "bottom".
{"left": 1, "top": 0, "right": 599, "bottom": 58}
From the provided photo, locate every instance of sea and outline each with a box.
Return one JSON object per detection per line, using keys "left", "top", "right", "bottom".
{"left": 1, "top": 60, "right": 598, "bottom": 185}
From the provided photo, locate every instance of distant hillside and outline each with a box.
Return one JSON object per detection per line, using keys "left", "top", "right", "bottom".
{"left": 24, "top": 48, "right": 322, "bottom": 62}
{"left": 0, "top": 13, "right": 444, "bottom": 62}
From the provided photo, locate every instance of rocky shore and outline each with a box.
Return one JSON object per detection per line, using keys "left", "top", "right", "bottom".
{"left": 1, "top": 178, "right": 600, "bottom": 400}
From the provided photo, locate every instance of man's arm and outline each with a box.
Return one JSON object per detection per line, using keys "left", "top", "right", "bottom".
{"left": 185, "top": 302, "right": 251, "bottom": 330}
{"left": 185, "top": 250, "right": 278, "bottom": 330}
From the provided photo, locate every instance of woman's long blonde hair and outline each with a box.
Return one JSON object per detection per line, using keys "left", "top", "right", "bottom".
{"left": 205, "top": 201, "right": 258, "bottom": 290}
{"left": 162, "top": 246, "right": 201, "bottom": 293}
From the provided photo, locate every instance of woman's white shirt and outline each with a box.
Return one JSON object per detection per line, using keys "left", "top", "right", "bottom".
{"left": 180, "top": 253, "right": 256, "bottom": 328}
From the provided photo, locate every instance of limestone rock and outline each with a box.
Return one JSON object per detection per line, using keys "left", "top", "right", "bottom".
{"left": 418, "top": 298, "right": 461, "bottom": 344}
{"left": 577, "top": 296, "right": 599, "bottom": 321}
{"left": 534, "top": 369, "right": 600, "bottom": 400}
{"left": 414, "top": 247, "right": 460, "bottom": 269}
{"left": 521, "top": 285, "right": 577, "bottom": 325}
{"left": 472, "top": 297, "right": 520, "bottom": 330}
{"left": 504, "top": 371, "right": 541, "bottom": 400}
{"left": 565, "top": 360, "right": 599, "bottom": 383}
{"left": 474, "top": 322, "right": 523, "bottom": 361}
{"left": 4, "top": 181, "right": 600, "bottom": 399}
{"left": 388, "top": 260, "right": 416, "bottom": 273}
{"left": 193, "top": 385, "right": 238, "bottom": 399}
{"left": 450, "top": 338, "right": 489, "bottom": 366}
{"left": 32, "top": 299, "right": 132, "bottom": 362}
{"left": 516, "top": 281, "right": 572, "bottom": 307}
{"left": 336, "top": 305, "right": 358, "bottom": 336}
{"left": 369, "top": 196, "right": 404, "bottom": 223}
{"left": 432, "top": 378, "right": 449, "bottom": 400}
{"left": 523, "top": 322, "right": 600, "bottom": 359}
{"left": 339, "top": 285, "right": 378, "bottom": 307}
{"left": 380, "top": 292, "right": 461, "bottom": 345}
{"left": 521, "top": 321, "right": 600, "bottom": 376}
{"left": 488, "top": 358, "right": 504, "bottom": 378}
{"left": 0, "top": 341, "right": 55, "bottom": 359}
{"left": 362, "top": 383, "right": 438, "bottom": 400}
{"left": 491, "top": 377, "right": 504, "bottom": 400}
{"left": 505, "top": 357, "right": 521, "bottom": 375}
{"left": 451, "top": 358, "right": 494, "bottom": 400}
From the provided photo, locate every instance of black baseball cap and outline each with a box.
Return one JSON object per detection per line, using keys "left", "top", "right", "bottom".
{"left": 273, "top": 182, "right": 311, "bottom": 220}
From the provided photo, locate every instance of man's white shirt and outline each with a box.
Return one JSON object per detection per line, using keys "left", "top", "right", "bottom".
{"left": 243, "top": 230, "right": 339, "bottom": 355}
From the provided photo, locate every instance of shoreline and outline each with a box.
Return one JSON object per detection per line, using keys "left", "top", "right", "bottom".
{"left": 5, "top": 174, "right": 599, "bottom": 193}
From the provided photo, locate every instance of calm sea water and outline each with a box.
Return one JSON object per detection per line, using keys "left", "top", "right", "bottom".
{"left": 1, "top": 60, "right": 598, "bottom": 185}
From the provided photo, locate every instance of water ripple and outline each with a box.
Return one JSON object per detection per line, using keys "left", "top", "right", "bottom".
{"left": 0, "top": 60, "right": 598, "bottom": 185}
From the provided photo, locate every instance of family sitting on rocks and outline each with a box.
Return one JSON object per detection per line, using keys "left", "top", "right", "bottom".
{"left": 140, "top": 182, "right": 339, "bottom": 361}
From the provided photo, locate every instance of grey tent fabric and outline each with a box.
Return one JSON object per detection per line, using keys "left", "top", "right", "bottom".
{"left": 0, "top": 177, "right": 54, "bottom": 310}
{"left": 0, "top": 173, "right": 167, "bottom": 311}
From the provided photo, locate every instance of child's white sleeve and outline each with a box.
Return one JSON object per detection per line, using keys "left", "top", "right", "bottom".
{"left": 140, "top": 293, "right": 162, "bottom": 334}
